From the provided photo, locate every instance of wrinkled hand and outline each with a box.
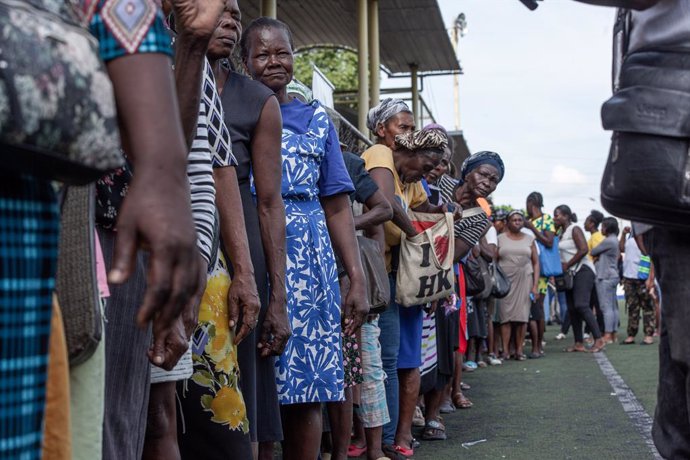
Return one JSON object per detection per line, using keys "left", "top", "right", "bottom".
{"left": 424, "top": 301, "right": 438, "bottom": 315}
{"left": 228, "top": 272, "right": 261, "bottom": 345}
{"left": 181, "top": 253, "right": 208, "bottom": 340}
{"left": 170, "top": 0, "right": 224, "bottom": 39}
{"left": 258, "top": 299, "right": 291, "bottom": 358}
{"left": 341, "top": 275, "right": 369, "bottom": 336}
{"left": 110, "top": 172, "right": 202, "bottom": 334}
{"left": 148, "top": 316, "right": 188, "bottom": 371}
{"left": 443, "top": 202, "right": 463, "bottom": 221}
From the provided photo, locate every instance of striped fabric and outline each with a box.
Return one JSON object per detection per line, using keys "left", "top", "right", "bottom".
{"left": 0, "top": 174, "right": 60, "bottom": 460}
{"left": 186, "top": 103, "right": 216, "bottom": 267}
{"left": 438, "top": 174, "right": 489, "bottom": 247}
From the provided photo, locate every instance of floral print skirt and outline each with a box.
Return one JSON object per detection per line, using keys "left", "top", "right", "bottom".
{"left": 177, "top": 252, "right": 252, "bottom": 458}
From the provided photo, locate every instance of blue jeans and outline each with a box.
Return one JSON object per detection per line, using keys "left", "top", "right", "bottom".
{"left": 596, "top": 277, "right": 619, "bottom": 333}
{"left": 379, "top": 275, "right": 401, "bottom": 445}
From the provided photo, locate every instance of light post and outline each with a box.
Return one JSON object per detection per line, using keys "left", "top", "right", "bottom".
{"left": 452, "top": 13, "right": 467, "bottom": 130}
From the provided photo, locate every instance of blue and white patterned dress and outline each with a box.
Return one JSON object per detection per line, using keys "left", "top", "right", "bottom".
{"left": 274, "top": 100, "right": 352, "bottom": 404}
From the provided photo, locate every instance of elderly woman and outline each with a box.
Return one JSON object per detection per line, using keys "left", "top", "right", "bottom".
{"left": 437, "top": 151, "right": 504, "bottom": 409}
{"left": 362, "top": 125, "right": 449, "bottom": 457}
{"left": 241, "top": 17, "right": 368, "bottom": 460}
{"left": 177, "top": 3, "right": 289, "bottom": 458}
{"left": 497, "top": 211, "right": 540, "bottom": 360}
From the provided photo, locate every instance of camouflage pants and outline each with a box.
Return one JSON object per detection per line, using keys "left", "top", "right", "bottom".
{"left": 623, "top": 278, "right": 655, "bottom": 338}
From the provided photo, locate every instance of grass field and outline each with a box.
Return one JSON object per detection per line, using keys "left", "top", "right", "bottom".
{"left": 410, "top": 303, "right": 659, "bottom": 460}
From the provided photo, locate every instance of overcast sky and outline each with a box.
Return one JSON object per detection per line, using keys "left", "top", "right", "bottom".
{"left": 385, "top": 0, "right": 617, "bottom": 222}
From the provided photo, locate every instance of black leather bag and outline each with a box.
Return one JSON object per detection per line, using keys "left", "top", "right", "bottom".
{"left": 489, "top": 263, "right": 511, "bottom": 299}
{"left": 554, "top": 270, "right": 574, "bottom": 292}
{"left": 475, "top": 256, "right": 495, "bottom": 300}
{"left": 463, "top": 256, "right": 486, "bottom": 298}
{"left": 600, "top": 49, "right": 690, "bottom": 229}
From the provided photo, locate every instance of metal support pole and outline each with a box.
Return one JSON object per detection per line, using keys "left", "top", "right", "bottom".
{"left": 357, "top": 0, "right": 369, "bottom": 135}
{"left": 410, "top": 64, "right": 419, "bottom": 128}
{"left": 260, "top": 0, "right": 277, "bottom": 18}
{"left": 368, "top": 0, "right": 380, "bottom": 108}
{"left": 451, "top": 27, "right": 460, "bottom": 130}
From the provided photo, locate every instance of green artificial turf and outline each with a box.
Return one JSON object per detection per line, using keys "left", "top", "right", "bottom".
{"left": 411, "top": 320, "right": 658, "bottom": 460}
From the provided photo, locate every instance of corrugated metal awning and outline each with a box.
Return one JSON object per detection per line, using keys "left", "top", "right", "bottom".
{"left": 239, "top": 0, "right": 460, "bottom": 75}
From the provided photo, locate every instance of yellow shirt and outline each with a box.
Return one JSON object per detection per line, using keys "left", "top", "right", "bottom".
{"left": 588, "top": 230, "right": 605, "bottom": 260}
{"left": 361, "top": 144, "right": 428, "bottom": 271}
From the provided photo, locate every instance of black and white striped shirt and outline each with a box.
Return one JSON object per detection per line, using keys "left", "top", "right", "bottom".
{"left": 437, "top": 174, "right": 489, "bottom": 248}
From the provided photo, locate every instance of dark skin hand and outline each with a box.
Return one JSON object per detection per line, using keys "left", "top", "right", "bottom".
{"left": 524, "top": 204, "right": 555, "bottom": 248}
{"left": 322, "top": 194, "right": 369, "bottom": 335}
{"left": 150, "top": 0, "right": 223, "bottom": 368}
{"left": 106, "top": 53, "right": 202, "bottom": 367}
{"left": 353, "top": 189, "right": 392, "bottom": 231}
{"left": 479, "top": 236, "right": 497, "bottom": 262}
{"left": 162, "top": 0, "right": 224, "bottom": 146}
{"left": 213, "top": 166, "right": 262, "bottom": 345}
{"left": 247, "top": 97, "right": 290, "bottom": 357}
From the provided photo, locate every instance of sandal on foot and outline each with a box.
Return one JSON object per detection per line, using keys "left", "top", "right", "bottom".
{"left": 347, "top": 444, "right": 367, "bottom": 457}
{"left": 440, "top": 400, "right": 456, "bottom": 414}
{"left": 452, "top": 392, "right": 473, "bottom": 409}
{"left": 393, "top": 444, "right": 413, "bottom": 457}
{"left": 460, "top": 381, "right": 471, "bottom": 391}
{"left": 565, "top": 346, "right": 586, "bottom": 352}
{"left": 382, "top": 444, "right": 407, "bottom": 460}
{"left": 422, "top": 420, "right": 447, "bottom": 441}
{"left": 528, "top": 352, "right": 541, "bottom": 359}
{"left": 642, "top": 337, "right": 654, "bottom": 345}
{"left": 516, "top": 354, "right": 527, "bottom": 361}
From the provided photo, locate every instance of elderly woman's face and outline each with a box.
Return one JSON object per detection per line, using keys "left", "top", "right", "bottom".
{"left": 426, "top": 150, "right": 451, "bottom": 184}
{"left": 465, "top": 164, "right": 500, "bottom": 198}
{"left": 378, "top": 112, "right": 415, "bottom": 149}
{"left": 207, "top": 0, "right": 242, "bottom": 60}
{"left": 244, "top": 26, "right": 293, "bottom": 93}
{"left": 398, "top": 151, "right": 441, "bottom": 184}
{"left": 507, "top": 214, "right": 524, "bottom": 233}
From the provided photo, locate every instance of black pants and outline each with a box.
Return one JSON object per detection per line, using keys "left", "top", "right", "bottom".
{"left": 645, "top": 228, "right": 690, "bottom": 459}
{"left": 564, "top": 266, "right": 601, "bottom": 343}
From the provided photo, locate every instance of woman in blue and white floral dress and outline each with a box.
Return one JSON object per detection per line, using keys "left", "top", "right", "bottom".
{"left": 242, "top": 16, "right": 369, "bottom": 460}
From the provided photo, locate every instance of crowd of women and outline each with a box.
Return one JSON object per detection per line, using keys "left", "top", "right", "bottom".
{"left": 0, "top": 1, "right": 663, "bottom": 460}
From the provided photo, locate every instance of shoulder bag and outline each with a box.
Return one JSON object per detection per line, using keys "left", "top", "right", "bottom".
{"left": 396, "top": 211, "right": 455, "bottom": 307}
{"left": 462, "top": 255, "right": 486, "bottom": 298}
{"left": 489, "top": 262, "right": 511, "bottom": 299}
{"left": 56, "top": 185, "right": 102, "bottom": 365}
{"left": 357, "top": 235, "right": 390, "bottom": 314}
{"left": 535, "top": 217, "right": 563, "bottom": 277}
{"left": 0, "top": 0, "right": 123, "bottom": 184}
{"left": 599, "top": 9, "right": 690, "bottom": 229}
{"left": 554, "top": 270, "right": 575, "bottom": 292}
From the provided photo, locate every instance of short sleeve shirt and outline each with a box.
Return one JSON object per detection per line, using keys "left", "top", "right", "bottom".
{"left": 280, "top": 100, "right": 354, "bottom": 198}
{"left": 532, "top": 213, "right": 556, "bottom": 235}
{"left": 343, "top": 152, "right": 378, "bottom": 205}
{"left": 361, "top": 144, "right": 427, "bottom": 270}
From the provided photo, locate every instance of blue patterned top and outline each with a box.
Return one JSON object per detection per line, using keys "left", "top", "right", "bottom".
{"left": 279, "top": 99, "right": 353, "bottom": 200}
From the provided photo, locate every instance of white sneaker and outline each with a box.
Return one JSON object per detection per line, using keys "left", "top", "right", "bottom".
{"left": 555, "top": 333, "right": 566, "bottom": 340}
{"left": 488, "top": 356, "right": 502, "bottom": 366}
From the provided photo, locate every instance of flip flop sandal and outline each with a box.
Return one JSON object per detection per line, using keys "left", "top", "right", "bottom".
{"left": 565, "top": 346, "right": 586, "bottom": 352}
{"left": 348, "top": 444, "right": 367, "bottom": 457}
{"left": 422, "top": 420, "right": 447, "bottom": 441}
{"left": 516, "top": 354, "right": 527, "bottom": 361}
{"left": 528, "top": 352, "right": 541, "bottom": 359}
{"left": 460, "top": 382, "right": 471, "bottom": 391}
{"left": 641, "top": 339, "right": 654, "bottom": 345}
{"left": 393, "top": 444, "right": 414, "bottom": 457}
{"left": 382, "top": 445, "right": 407, "bottom": 460}
{"left": 440, "top": 400, "right": 456, "bottom": 414}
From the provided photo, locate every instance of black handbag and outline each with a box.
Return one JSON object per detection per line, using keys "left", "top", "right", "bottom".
{"left": 599, "top": 10, "right": 690, "bottom": 229}
{"left": 357, "top": 236, "right": 390, "bottom": 314}
{"left": 463, "top": 256, "right": 486, "bottom": 298}
{"left": 0, "top": 0, "right": 123, "bottom": 184}
{"left": 554, "top": 270, "right": 574, "bottom": 292}
{"left": 489, "top": 263, "right": 511, "bottom": 299}
{"left": 474, "top": 256, "right": 495, "bottom": 300}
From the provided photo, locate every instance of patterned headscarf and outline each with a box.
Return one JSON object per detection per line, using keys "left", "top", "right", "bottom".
{"left": 460, "top": 151, "right": 505, "bottom": 182}
{"left": 366, "top": 98, "right": 412, "bottom": 132}
{"left": 394, "top": 129, "right": 448, "bottom": 152}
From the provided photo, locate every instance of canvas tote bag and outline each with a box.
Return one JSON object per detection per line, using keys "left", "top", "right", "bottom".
{"left": 396, "top": 211, "right": 455, "bottom": 307}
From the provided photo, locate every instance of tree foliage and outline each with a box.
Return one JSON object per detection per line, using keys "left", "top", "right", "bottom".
{"left": 293, "top": 48, "right": 359, "bottom": 91}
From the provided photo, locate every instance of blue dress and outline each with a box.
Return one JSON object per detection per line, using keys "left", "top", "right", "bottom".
{"left": 274, "top": 99, "right": 353, "bottom": 404}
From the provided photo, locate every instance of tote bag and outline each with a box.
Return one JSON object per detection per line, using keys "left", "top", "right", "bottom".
{"left": 396, "top": 211, "right": 455, "bottom": 307}
{"left": 533, "top": 217, "right": 562, "bottom": 277}
{"left": 357, "top": 235, "right": 390, "bottom": 314}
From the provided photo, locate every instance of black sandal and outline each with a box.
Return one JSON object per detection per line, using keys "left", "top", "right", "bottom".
{"left": 422, "top": 420, "right": 447, "bottom": 441}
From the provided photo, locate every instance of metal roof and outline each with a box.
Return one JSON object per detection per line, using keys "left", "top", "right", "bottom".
{"left": 239, "top": 0, "right": 460, "bottom": 75}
